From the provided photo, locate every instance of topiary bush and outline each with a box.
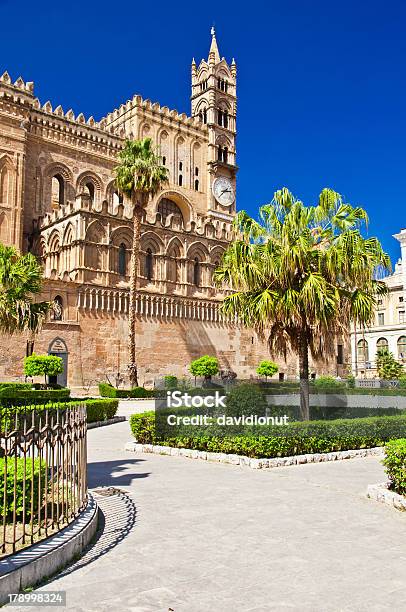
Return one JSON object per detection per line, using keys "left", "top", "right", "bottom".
{"left": 24, "top": 354, "right": 64, "bottom": 387}
{"left": 0, "top": 458, "right": 46, "bottom": 520}
{"left": 256, "top": 360, "right": 278, "bottom": 381}
{"left": 164, "top": 375, "right": 178, "bottom": 390}
{"left": 0, "top": 387, "right": 70, "bottom": 407}
{"left": 83, "top": 399, "right": 118, "bottom": 423}
{"left": 383, "top": 439, "right": 406, "bottom": 496}
{"left": 189, "top": 356, "right": 219, "bottom": 385}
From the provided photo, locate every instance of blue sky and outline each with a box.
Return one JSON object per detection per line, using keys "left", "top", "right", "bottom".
{"left": 1, "top": 0, "right": 405, "bottom": 265}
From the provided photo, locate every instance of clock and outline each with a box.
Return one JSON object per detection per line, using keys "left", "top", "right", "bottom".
{"left": 212, "top": 177, "right": 235, "bottom": 207}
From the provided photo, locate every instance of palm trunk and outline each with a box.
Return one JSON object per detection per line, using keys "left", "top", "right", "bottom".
{"left": 299, "top": 332, "right": 310, "bottom": 421}
{"left": 128, "top": 203, "right": 143, "bottom": 388}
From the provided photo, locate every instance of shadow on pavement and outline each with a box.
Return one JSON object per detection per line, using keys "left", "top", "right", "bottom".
{"left": 87, "top": 458, "right": 150, "bottom": 488}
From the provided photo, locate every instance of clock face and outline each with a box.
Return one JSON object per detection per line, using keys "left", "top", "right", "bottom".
{"left": 212, "top": 177, "right": 235, "bottom": 207}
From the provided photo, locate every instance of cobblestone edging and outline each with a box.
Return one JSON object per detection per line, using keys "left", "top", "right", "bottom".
{"left": 125, "top": 441, "right": 383, "bottom": 469}
{"left": 367, "top": 482, "right": 406, "bottom": 511}
{"left": 88, "top": 416, "right": 126, "bottom": 429}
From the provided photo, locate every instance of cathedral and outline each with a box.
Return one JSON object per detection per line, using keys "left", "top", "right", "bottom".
{"left": 0, "top": 30, "right": 341, "bottom": 390}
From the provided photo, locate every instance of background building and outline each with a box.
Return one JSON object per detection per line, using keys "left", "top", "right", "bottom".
{"left": 350, "top": 229, "right": 406, "bottom": 377}
{"left": 0, "top": 30, "right": 342, "bottom": 390}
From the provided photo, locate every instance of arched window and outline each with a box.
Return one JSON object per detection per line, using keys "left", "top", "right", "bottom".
{"left": 376, "top": 337, "right": 388, "bottom": 352}
{"left": 118, "top": 243, "right": 127, "bottom": 276}
{"left": 193, "top": 257, "right": 200, "bottom": 286}
{"left": 195, "top": 167, "right": 199, "bottom": 176}
{"left": 194, "top": 179, "right": 199, "bottom": 191}
{"left": 146, "top": 248, "right": 153, "bottom": 281}
{"left": 218, "top": 110, "right": 223, "bottom": 126}
{"left": 158, "top": 198, "right": 184, "bottom": 225}
{"left": 223, "top": 110, "right": 228, "bottom": 129}
{"left": 357, "top": 339, "right": 369, "bottom": 363}
{"left": 52, "top": 295, "right": 63, "bottom": 321}
{"left": 223, "top": 147, "right": 228, "bottom": 163}
{"left": 178, "top": 174, "right": 183, "bottom": 186}
{"left": 51, "top": 174, "right": 64, "bottom": 209}
{"left": 217, "top": 146, "right": 229, "bottom": 163}
{"left": 112, "top": 191, "right": 124, "bottom": 206}
{"left": 85, "top": 182, "right": 95, "bottom": 203}
{"left": 398, "top": 336, "right": 406, "bottom": 361}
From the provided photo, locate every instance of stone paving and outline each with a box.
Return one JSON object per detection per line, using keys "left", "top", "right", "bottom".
{"left": 10, "top": 420, "right": 406, "bottom": 612}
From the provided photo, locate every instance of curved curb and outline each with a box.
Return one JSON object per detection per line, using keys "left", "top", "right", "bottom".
{"left": 367, "top": 482, "right": 406, "bottom": 511}
{"left": 125, "top": 441, "right": 383, "bottom": 469}
{"left": 88, "top": 416, "right": 126, "bottom": 429}
{"left": 0, "top": 494, "right": 99, "bottom": 605}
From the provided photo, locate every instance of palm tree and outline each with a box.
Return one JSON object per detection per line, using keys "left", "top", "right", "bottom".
{"left": 114, "top": 138, "right": 168, "bottom": 387}
{"left": 0, "top": 244, "right": 51, "bottom": 336}
{"left": 214, "top": 187, "right": 390, "bottom": 420}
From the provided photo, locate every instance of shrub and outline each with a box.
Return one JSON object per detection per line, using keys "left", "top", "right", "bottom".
{"left": 189, "top": 356, "right": 219, "bottom": 384}
{"left": 226, "top": 383, "right": 267, "bottom": 417}
{"left": 376, "top": 349, "right": 404, "bottom": 380}
{"left": 383, "top": 439, "right": 406, "bottom": 496}
{"left": 313, "top": 376, "right": 346, "bottom": 390}
{"left": 0, "top": 387, "right": 70, "bottom": 406}
{"left": 256, "top": 360, "right": 278, "bottom": 381}
{"left": 83, "top": 399, "right": 118, "bottom": 423}
{"left": 129, "top": 412, "right": 406, "bottom": 458}
{"left": 24, "top": 354, "right": 64, "bottom": 387}
{"left": 0, "top": 458, "right": 46, "bottom": 520}
{"left": 0, "top": 382, "right": 32, "bottom": 391}
{"left": 164, "top": 375, "right": 178, "bottom": 390}
{"left": 98, "top": 382, "right": 154, "bottom": 398}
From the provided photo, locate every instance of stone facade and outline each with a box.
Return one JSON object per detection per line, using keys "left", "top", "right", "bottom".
{"left": 350, "top": 229, "right": 406, "bottom": 377}
{"left": 0, "top": 30, "right": 343, "bottom": 390}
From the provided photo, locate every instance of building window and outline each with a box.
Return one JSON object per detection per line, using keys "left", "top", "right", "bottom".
{"left": 357, "top": 339, "right": 369, "bottom": 363}
{"left": 217, "top": 146, "right": 229, "bottom": 163}
{"left": 378, "top": 312, "right": 385, "bottom": 326}
{"left": 84, "top": 182, "right": 95, "bottom": 203}
{"left": 178, "top": 175, "right": 183, "bottom": 187}
{"left": 193, "top": 257, "right": 200, "bottom": 286}
{"left": 52, "top": 295, "right": 63, "bottom": 321}
{"left": 377, "top": 299, "right": 383, "bottom": 306}
{"left": 399, "top": 310, "right": 405, "bottom": 323}
{"left": 179, "top": 162, "right": 183, "bottom": 172}
{"left": 162, "top": 156, "right": 166, "bottom": 166}
{"left": 194, "top": 179, "right": 199, "bottom": 191}
{"left": 400, "top": 296, "right": 404, "bottom": 303}
{"left": 199, "top": 108, "right": 208, "bottom": 124}
{"left": 223, "top": 110, "right": 228, "bottom": 129}
{"left": 146, "top": 248, "right": 153, "bottom": 280}
{"left": 337, "top": 344, "right": 344, "bottom": 365}
{"left": 118, "top": 243, "right": 126, "bottom": 276}
{"left": 376, "top": 337, "right": 388, "bottom": 353}
{"left": 158, "top": 198, "right": 184, "bottom": 225}
{"left": 398, "top": 336, "right": 406, "bottom": 361}
{"left": 112, "top": 191, "right": 123, "bottom": 206}
{"left": 195, "top": 167, "right": 199, "bottom": 176}
{"left": 51, "top": 174, "right": 64, "bottom": 209}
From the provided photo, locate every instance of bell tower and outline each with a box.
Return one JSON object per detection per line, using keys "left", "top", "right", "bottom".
{"left": 191, "top": 28, "right": 237, "bottom": 218}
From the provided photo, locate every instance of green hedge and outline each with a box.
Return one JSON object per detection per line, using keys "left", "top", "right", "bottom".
{"left": 383, "top": 439, "right": 406, "bottom": 496}
{"left": 98, "top": 383, "right": 155, "bottom": 398}
{"left": 0, "top": 458, "right": 46, "bottom": 520}
{"left": 0, "top": 383, "right": 32, "bottom": 391}
{"left": 129, "top": 412, "right": 406, "bottom": 458}
{"left": 0, "top": 387, "right": 70, "bottom": 406}
{"left": 81, "top": 399, "right": 118, "bottom": 423}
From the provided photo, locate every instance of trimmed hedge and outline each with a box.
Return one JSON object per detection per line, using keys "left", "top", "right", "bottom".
{"left": 81, "top": 398, "right": 118, "bottom": 422}
{"left": 98, "top": 382, "right": 155, "bottom": 398}
{"left": 0, "top": 383, "right": 32, "bottom": 391}
{"left": 0, "top": 388, "right": 70, "bottom": 406}
{"left": 129, "top": 412, "right": 406, "bottom": 458}
{"left": 0, "top": 458, "right": 46, "bottom": 520}
{"left": 383, "top": 439, "right": 406, "bottom": 496}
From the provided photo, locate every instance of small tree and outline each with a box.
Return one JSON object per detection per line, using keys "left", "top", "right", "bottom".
{"left": 24, "top": 354, "right": 64, "bottom": 388}
{"left": 376, "top": 349, "right": 403, "bottom": 380}
{"left": 256, "top": 360, "right": 278, "bottom": 381}
{"left": 189, "top": 356, "right": 219, "bottom": 386}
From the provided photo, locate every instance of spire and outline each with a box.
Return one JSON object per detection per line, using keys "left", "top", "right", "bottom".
{"left": 209, "top": 26, "right": 220, "bottom": 64}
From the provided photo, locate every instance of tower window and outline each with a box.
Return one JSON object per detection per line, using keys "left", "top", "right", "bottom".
{"left": 195, "top": 167, "right": 199, "bottom": 176}
{"left": 218, "top": 147, "right": 229, "bottom": 163}
{"left": 193, "top": 257, "right": 200, "bottom": 286}
{"left": 178, "top": 175, "right": 183, "bottom": 187}
{"left": 194, "top": 179, "right": 199, "bottom": 191}
{"left": 218, "top": 110, "right": 223, "bottom": 126}
{"left": 51, "top": 174, "right": 64, "bottom": 209}
{"left": 223, "top": 110, "right": 228, "bottom": 129}
{"left": 162, "top": 156, "right": 166, "bottom": 166}
{"left": 118, "top": 243, "right": 127, "bottom": 276}
{"left": 146, "top": 248, "right": 153, "bottom": 281}
{"left": 179, "top": 161, "right": 183, "bottom": 172}
{"left": 85, "top": 182, "right": 95, "bottom": 203}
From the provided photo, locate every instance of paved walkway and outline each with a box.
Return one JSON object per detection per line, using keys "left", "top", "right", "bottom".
{"left": 12, "top": 421, "right": 406, "bottom": 612}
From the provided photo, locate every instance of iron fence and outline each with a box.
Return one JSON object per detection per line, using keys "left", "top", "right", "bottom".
{"left": 0, "top": 403, "right": 87, "bottom": 557}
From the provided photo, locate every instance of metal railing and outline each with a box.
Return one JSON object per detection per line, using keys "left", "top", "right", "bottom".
{"left": 0, "top": 403, "right": 87, "bottom": 557}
